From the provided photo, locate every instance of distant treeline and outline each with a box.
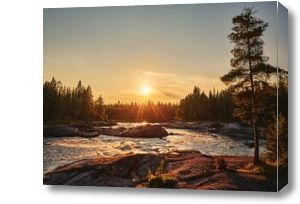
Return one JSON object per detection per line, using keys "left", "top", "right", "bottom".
{"left": 105, "top": 102, "right": 177, "bottom": 122}
{"left": 176, "top": 87, "right": 234, "bottom": 122}
{"left": 43, "top": 77, "right": 106, "bottom": 122}
{"left": 43, "top": 77, "right": 288, "bottom": 125}
{"left": 43, "top": 77, "right": 237, "bottom": 123}
{"left": 177, "top": 75, "right": 287, "bottom": 127}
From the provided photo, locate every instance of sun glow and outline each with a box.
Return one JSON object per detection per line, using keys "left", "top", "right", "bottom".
{"left": 141, "top": 85, "right": 150, "bottom": 95}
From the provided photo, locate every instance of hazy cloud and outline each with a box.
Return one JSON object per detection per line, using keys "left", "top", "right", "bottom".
{"left": 160, "top": 91, "right": 180, "bottom": 99}
{"left": 142, "top": 71, "right": 166, "bottom": 77}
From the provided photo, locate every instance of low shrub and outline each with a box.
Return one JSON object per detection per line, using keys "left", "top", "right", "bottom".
{"left": 148, "top": 175, "right": 178, "bottom": 188}
{"left": 216, "top": 158, "right": 227, "bottom": 170}
{"left": 147, "top": 159, "right": 178, "bottom": 188}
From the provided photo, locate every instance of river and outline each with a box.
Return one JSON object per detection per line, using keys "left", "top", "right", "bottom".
{"left": 43, "top": 122, "right": 264, "bottom": 174}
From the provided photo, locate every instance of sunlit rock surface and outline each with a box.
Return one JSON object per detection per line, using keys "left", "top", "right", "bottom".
{"left": 44, "top": 150, "right": 276, "bottom": 191}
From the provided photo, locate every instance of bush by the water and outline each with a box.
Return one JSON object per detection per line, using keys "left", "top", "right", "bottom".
{"left": 148, "top": 175, "right": 178, "bottom": 188}
{"left": 147, "top": 160, "right": 178, "bottom": 188}
{"left": 262, "top": 114, "right": 288, "bottom": 165}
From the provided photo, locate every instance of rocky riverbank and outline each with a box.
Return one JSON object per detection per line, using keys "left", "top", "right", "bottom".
{"left": 43, "top": 123, "right": 169, "bottom": 138}
{"left": 162, "top": 121, "right": 262, "bottom": 148}
{"left": 43, "top": 121, "right": 262, "bottom": 149}
{"left": 162, "top": 121, "right": 254, "bottom": 138}
{"left": 43, "top": 150, "right": 276, "bottom": 191}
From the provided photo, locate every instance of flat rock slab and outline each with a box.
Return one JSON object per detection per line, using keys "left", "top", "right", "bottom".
{"left": 44, "top": 151, "right": 276, "bottom": 191}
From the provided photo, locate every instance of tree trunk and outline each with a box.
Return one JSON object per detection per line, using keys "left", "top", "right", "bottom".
{"left": 248, "top": 40, "right": 260, "bottom": 165}
{"left": 250, "top": 77, "right": 260, "bottom": 164}
{"left": 249, "top": 75, "right": 260, "bottom": 165}
{"left": 253, "top": 116, "right": 260, "bottom": 164}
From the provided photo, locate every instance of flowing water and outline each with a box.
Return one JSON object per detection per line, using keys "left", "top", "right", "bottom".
{"left": 43, "top": 122, "right": 264, "bottom": 174}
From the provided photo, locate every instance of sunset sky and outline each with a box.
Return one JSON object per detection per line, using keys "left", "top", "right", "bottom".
{"left": 43, "top": 1, "right": 288, "bottom": 103}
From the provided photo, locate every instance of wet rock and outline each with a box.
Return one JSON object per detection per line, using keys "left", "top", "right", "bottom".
{"left": 119, "top": 124, "right": 168, "bottom": 138}
{"left": 119, "top": 145, "right": 132, "bottom": 151}
{"left": 221, "top": 122, "right": 242, "bottom": 131}
{"left": 43, "top": 125, "right": 79, "bottom": 137}
{"left": 97, "top": 121, "right": 117, "bottom": 126}
{"left": 95, "top": 124, "right": 169, "bottom": 138}
{"left": 89, "top": 121, "right": 117, "bottom": 127}
{"left": 44, "top": 124, "right": 100, "bottom": 138}
{"left": 96, "top": 127, "right": 127, "bottom": 136}
{"left": 71, "top": 123, "right": 97, "bottom": 132}
{"left": 209, "top": 122, "right": 224, "bottom": 129}
{"left": 244, "top": 141, "right": 254, "bottom": 148}
{"left": 77, "top": 131, "right": 99, "bottom": 138}
{"left": 207, "top": 128, "right": 218, "bottom": 133}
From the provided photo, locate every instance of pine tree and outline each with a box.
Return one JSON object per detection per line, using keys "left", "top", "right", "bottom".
{"left": 94, "top": 95, "right": 107, "bottom": 121}
{"left": 80, "top": 85, "right": 94, "bottom": 120}
{"left": 263, "top": 114, "right": 288, "bottom": 164}
{"left": 278, "top": 71, "right": 288, "bottom": 118}
{"left": 221, "top": 7, "right": 277, "bottom": 164}
{"left": 74, "top": 80, "right": 84, "bottom": 119}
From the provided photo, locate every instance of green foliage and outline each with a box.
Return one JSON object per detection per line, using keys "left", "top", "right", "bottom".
{"left": 221, "top": 6, "right": 276, "bottom": 124}
{"left": 80, "top": 85, "right": 94, "bottom": 120}
{"left": 176, "top": 86, "right": 234, "bottom": 122}
{"left": 43, "top": 77, "right": 107, "bottom": 122}
{"left": 94, "top": 95, "right": 108, "bottom": 121}
{"left": 155, "top": 160, "right": 167, "bottom": 175}
{"left": 278, "top": 73, "right": 288, "bottom": 119}
{"left": 148, "top": 160, "right": 178, "bottom": 188}
{"left": 232, "top": 84, "right": 277, "bottom": 125}
{"left": 148, "top": 175, "right": 178, "bottom": 188}
{"left": 221, "top": 7, "right": 278, "bottom": 164}
{"left": 262, "top": 114, "right": 288, "bottom": 165}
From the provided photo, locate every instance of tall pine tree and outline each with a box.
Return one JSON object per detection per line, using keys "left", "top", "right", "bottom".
{"left": 221, "top": 7, "right": 277, "bottom": 164}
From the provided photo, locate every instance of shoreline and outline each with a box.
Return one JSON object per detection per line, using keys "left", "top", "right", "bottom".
{"left": 43, "top": 150, "right": 276, "bottom": 191}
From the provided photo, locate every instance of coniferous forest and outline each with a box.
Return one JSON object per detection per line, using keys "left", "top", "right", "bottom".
{"left": 43, "top": 78, "right": 236, "bottom": 123}
{"left": 43, "top": 75, "right": 287, "bottom": 126}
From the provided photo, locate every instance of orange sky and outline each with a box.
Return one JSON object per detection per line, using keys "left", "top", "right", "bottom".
{"left": 44, "top": 2, "right": 287, "bottom": 103}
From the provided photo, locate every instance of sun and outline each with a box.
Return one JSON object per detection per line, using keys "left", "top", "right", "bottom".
{"left": 141, "top": 85, "right": 150, "bottom": 95}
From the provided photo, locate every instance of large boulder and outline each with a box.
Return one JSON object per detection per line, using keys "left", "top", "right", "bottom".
{"left": 222, "top": 122, "right": 242, "bottom": 131}
{"left": 97, "top": 120, "right": 117, "bottom": 126}
{"left": 95, "top": 124, "right": 168, "bottom": 138}
{"left": 43, "top": 125, "right": 79, "bottom": 137}
{"left": 95, "top": 127, "right": 127, "bottom": 136}
{"left": 119, "top": 124, "right": 168, "bottom": 138}
{"left": 44, "top": 154, "right": 163, "bottom": 186}
{"left": 71, "top": 123, "right": 97, "bottom": 132}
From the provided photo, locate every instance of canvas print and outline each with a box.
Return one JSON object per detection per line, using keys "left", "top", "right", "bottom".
{"left": 43, "top": 1, "right": 288, "bottom": 191}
